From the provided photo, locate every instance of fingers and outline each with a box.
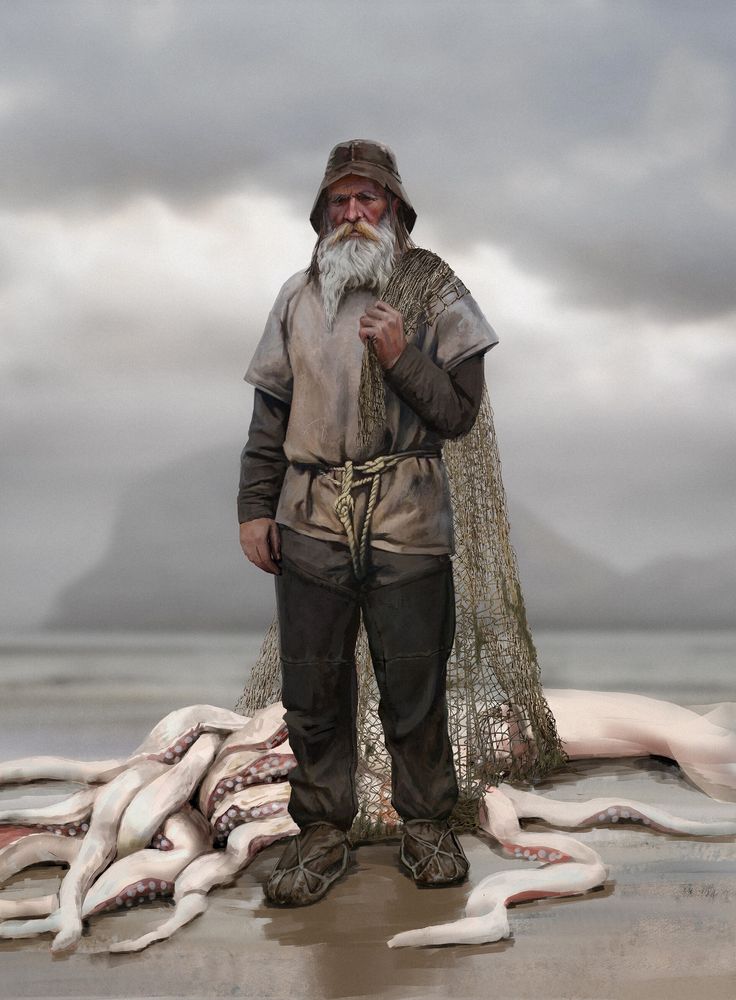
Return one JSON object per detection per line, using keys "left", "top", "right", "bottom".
{"left": 268, "top": 521, "right": 281, "bottom": 562}
{"left": 253, "top": 541, "right": 280, "bottom": 575}
{"left": 362, "top": 303, "right": 395, "bottom": 321}
{"left": 239, "top": 519, "right": 281, "bottom": 575}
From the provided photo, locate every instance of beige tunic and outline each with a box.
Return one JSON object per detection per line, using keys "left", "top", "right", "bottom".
{"left": 244, "top": 269, "right": 498, "bottom": 555}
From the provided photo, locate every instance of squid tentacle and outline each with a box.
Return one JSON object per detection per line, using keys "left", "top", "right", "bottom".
{"left": 0, "top": 787, "right": 98, "bottom": 828}
{"left": 213, "top": 703, "right": 287, "bottom": 761}
{"left": 0, "top": 706, "right": 249, "bottom": 792}
{"left": 116, "top": 734, "right": 221, "bottom": 858}
{"left": 108, "top": 815, "right": 297, "bottom": 953}
{"left": 81, "top": 805, "right": 211, "bottom": 917}
{"left": 0, "top": 894, "right": 60, "bottom": 920}
{"left": 0, "top": 759, "right": 167, "bottom": 950}
{"left": 500, "top": 783, "right": 736, "bottom": 836}
{"left": 198, "top": 742, "right": 295, "bottom": 818}
{"left": 388, "top": 787, "right": 608, "bottom": 948}
{"left": 0, "top": 833, "right": 83, "bottom": 885}
{"left": 0, "top": 757, "right": 126, "bottom": 786}
{"left": 0, "top": 835, "right": 82, "bottom": 921}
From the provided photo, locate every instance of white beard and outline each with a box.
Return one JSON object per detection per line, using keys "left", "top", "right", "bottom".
{"left": 317, "top": 216, "right": 397, "bottom": 329}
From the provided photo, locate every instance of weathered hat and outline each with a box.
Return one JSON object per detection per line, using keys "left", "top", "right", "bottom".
{"left": 309, "top": 139, "right": 417, "bottom": 234}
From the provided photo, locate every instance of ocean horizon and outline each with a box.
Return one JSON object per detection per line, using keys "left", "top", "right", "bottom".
{"left": 1, "top": 628, "right": 733, "bottom": 765}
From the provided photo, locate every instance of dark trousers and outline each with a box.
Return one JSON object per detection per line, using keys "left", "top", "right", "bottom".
{"left": 275, "top": 525, "right": 459, "bottom": 832}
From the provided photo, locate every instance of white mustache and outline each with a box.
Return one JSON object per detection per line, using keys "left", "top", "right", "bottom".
{"left": 325, "top": 220, "right": 382, "bottom": 245}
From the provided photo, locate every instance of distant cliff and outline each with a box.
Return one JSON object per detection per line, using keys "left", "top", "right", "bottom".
{"left": 46, "top": 448, "right": 736, "bottom": 631}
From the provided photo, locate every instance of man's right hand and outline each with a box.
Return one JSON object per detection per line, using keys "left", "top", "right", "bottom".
{"left": 239, "top": 518, "right": 282, "bottom": 575}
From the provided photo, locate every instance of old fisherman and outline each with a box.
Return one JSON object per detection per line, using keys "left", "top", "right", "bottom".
{"left": 238, "top": 139, "right": 498, "bottom": 906}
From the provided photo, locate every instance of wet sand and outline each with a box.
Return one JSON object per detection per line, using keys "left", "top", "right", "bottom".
{"left": 1, "top": 757, "right": 735, "bottom": 1000}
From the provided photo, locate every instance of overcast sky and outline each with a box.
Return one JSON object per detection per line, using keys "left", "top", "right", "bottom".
{"left": 2, "top": 0, "right": 735, "bottom": 628}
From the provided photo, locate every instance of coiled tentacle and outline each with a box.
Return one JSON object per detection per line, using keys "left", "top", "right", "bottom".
{"left": 388, "top": 787, "right": 607, "bottom": 948}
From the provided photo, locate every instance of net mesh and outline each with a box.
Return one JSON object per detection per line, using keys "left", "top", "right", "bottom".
{"left": 235, "top": 249, "right": 567, "bottom": 840}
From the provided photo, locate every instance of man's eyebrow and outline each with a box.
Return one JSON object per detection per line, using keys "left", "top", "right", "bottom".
{"left": 329, "top": 188, "right": 382, "bottom": 199}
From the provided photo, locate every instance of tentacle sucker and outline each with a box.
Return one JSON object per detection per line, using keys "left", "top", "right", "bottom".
{"left": 500, "top": 783, "right": 736, "bottom": 836}
{"left": 198, "top": 742, "right": 295, "bottom": 818}
{"left": 210, "top": 782, "right": 291, "bottom": 841}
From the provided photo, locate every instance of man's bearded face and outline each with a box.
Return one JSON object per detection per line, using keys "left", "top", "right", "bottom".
{"left": 317, "top": 174, "right": 397, "bottom": 329}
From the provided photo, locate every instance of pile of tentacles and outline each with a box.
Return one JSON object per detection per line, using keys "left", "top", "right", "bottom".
{"left": 0, "top": 694, "right": 735, "bottom": 952}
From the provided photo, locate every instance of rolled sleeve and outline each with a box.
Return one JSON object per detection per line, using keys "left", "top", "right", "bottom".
{"left": 434, "top": 292, "right": 499, "bottom": 371}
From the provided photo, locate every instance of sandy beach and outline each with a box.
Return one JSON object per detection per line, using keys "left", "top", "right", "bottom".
{"left": 0, "top": 632, "right": 734, "bottom": 1000}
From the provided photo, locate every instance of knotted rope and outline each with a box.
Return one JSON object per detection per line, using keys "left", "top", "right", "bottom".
{"left": 330, "top": 450, "right": 439, "bottom": 579}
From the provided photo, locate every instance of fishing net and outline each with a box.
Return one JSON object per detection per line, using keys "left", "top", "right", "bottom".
{"left": 235, "top": 249, "right": 567, "bottom": 840}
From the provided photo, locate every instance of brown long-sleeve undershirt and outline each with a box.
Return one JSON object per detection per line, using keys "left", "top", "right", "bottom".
{"left": 237, "top": 347, "right": 486, "bottom": 524}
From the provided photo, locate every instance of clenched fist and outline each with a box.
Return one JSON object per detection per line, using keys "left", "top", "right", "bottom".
{"left": 239, "top": 518, "right": 281, "bottom": 575}
{"left": 358, "top": 301, "right": 405, "bottom": 370}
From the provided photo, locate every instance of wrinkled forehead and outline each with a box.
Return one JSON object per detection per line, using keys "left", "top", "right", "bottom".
{"left": 326, "top": 174, "right": 388, "bottom": 199}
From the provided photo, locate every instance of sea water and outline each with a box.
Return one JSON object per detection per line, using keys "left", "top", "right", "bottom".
{"left": 0, "top": 629, "right": 733, "bottom": 762}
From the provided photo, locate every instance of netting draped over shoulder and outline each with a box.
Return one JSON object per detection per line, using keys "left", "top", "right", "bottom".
{"left": 235, "top": 249, "right": 567, "bottom": 840}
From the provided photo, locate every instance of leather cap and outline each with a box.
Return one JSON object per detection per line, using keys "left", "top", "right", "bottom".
{"left": 309, "top": 139, "right": 417, "bottom": 234}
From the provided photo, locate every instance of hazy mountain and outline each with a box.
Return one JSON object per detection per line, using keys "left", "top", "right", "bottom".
{"left": 46, "top": 448, "right": 734, "bottom": 631}
{"left": 47, "top": 447, "right": 275, "bottom": 632}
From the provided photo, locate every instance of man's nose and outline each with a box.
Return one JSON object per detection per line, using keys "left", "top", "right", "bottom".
{"left": 344, "top": 196, "right": 362, "bottom": 222}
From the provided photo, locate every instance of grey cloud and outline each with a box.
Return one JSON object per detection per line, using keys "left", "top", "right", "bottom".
{"left": 1, "top": 1, "right": 735, "bottom": 320}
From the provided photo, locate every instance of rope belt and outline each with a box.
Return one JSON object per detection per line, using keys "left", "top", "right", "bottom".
{"left": 312, "top": 449, "right": 440, "bottom": 580}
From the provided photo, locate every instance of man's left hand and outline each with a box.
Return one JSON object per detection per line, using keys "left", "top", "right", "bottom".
{"left": 359, "top": 301, "right": 405, "bottom": 370}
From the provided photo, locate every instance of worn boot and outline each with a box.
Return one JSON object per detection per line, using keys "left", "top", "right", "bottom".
{"left": 264, "top": 822, "right": 350, "bottom": 906}
{"left": 399, "top": 820, "right": 469, "bottom": 886}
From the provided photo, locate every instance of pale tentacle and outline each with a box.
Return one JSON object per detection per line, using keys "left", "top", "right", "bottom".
{"left": 210, "top": 782, "right": 291, "bottom": 840}
{"left": 81, "top": 806, "right": 211, "bottom": 916}
{"left": 388, "top": 787, "right": 607, "bottom": 948}
{"left": 176, "top": 814, "right": 296, "bottom": 899}
{"left": 108, "top": 815, "right": 297, "bottom": 953}
{"left": 0, "top": 691, "right": 733, "bottom": 954}
{"left": 0, "top": 833, "right": 83, "bottom": 885}
{"left": 0, "top": 706, "right": 248, "bottom": 792}
{"left": 0, "top": 757, "right": 126, "bottom": 786}
{"left": 131, "top": 705, "right": 249, "bottom": 762}
{"left": 546, "top": 690, "right": 736, "bottom": 801}
{"left": 116, "top": 734, "right": 221, "bottom": 857}
{"left": 0, "top": 895, "right": 59, "bottom": 919}
{"left": 198, "top": 742, "right": 295, "bottom": 817}
{"left": 667, "top": 704, "right": 736, "bottom": 803}
{"left": 0, "top": 787, "right": 97, "bottom": 827}
{"left": 107, "top": 893, "right": 209, "bottom": 953}
{"left": 214, "top": 703, "right": 287, "bottom": 760}
{"left": 0, "top": 759, "right": 167, "bottom": 948}
{"left": 500, "top": 783, "right": 736, "bottom": 836}
{"left": 0, "top": 835, "right": 80, "bottom": 922}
